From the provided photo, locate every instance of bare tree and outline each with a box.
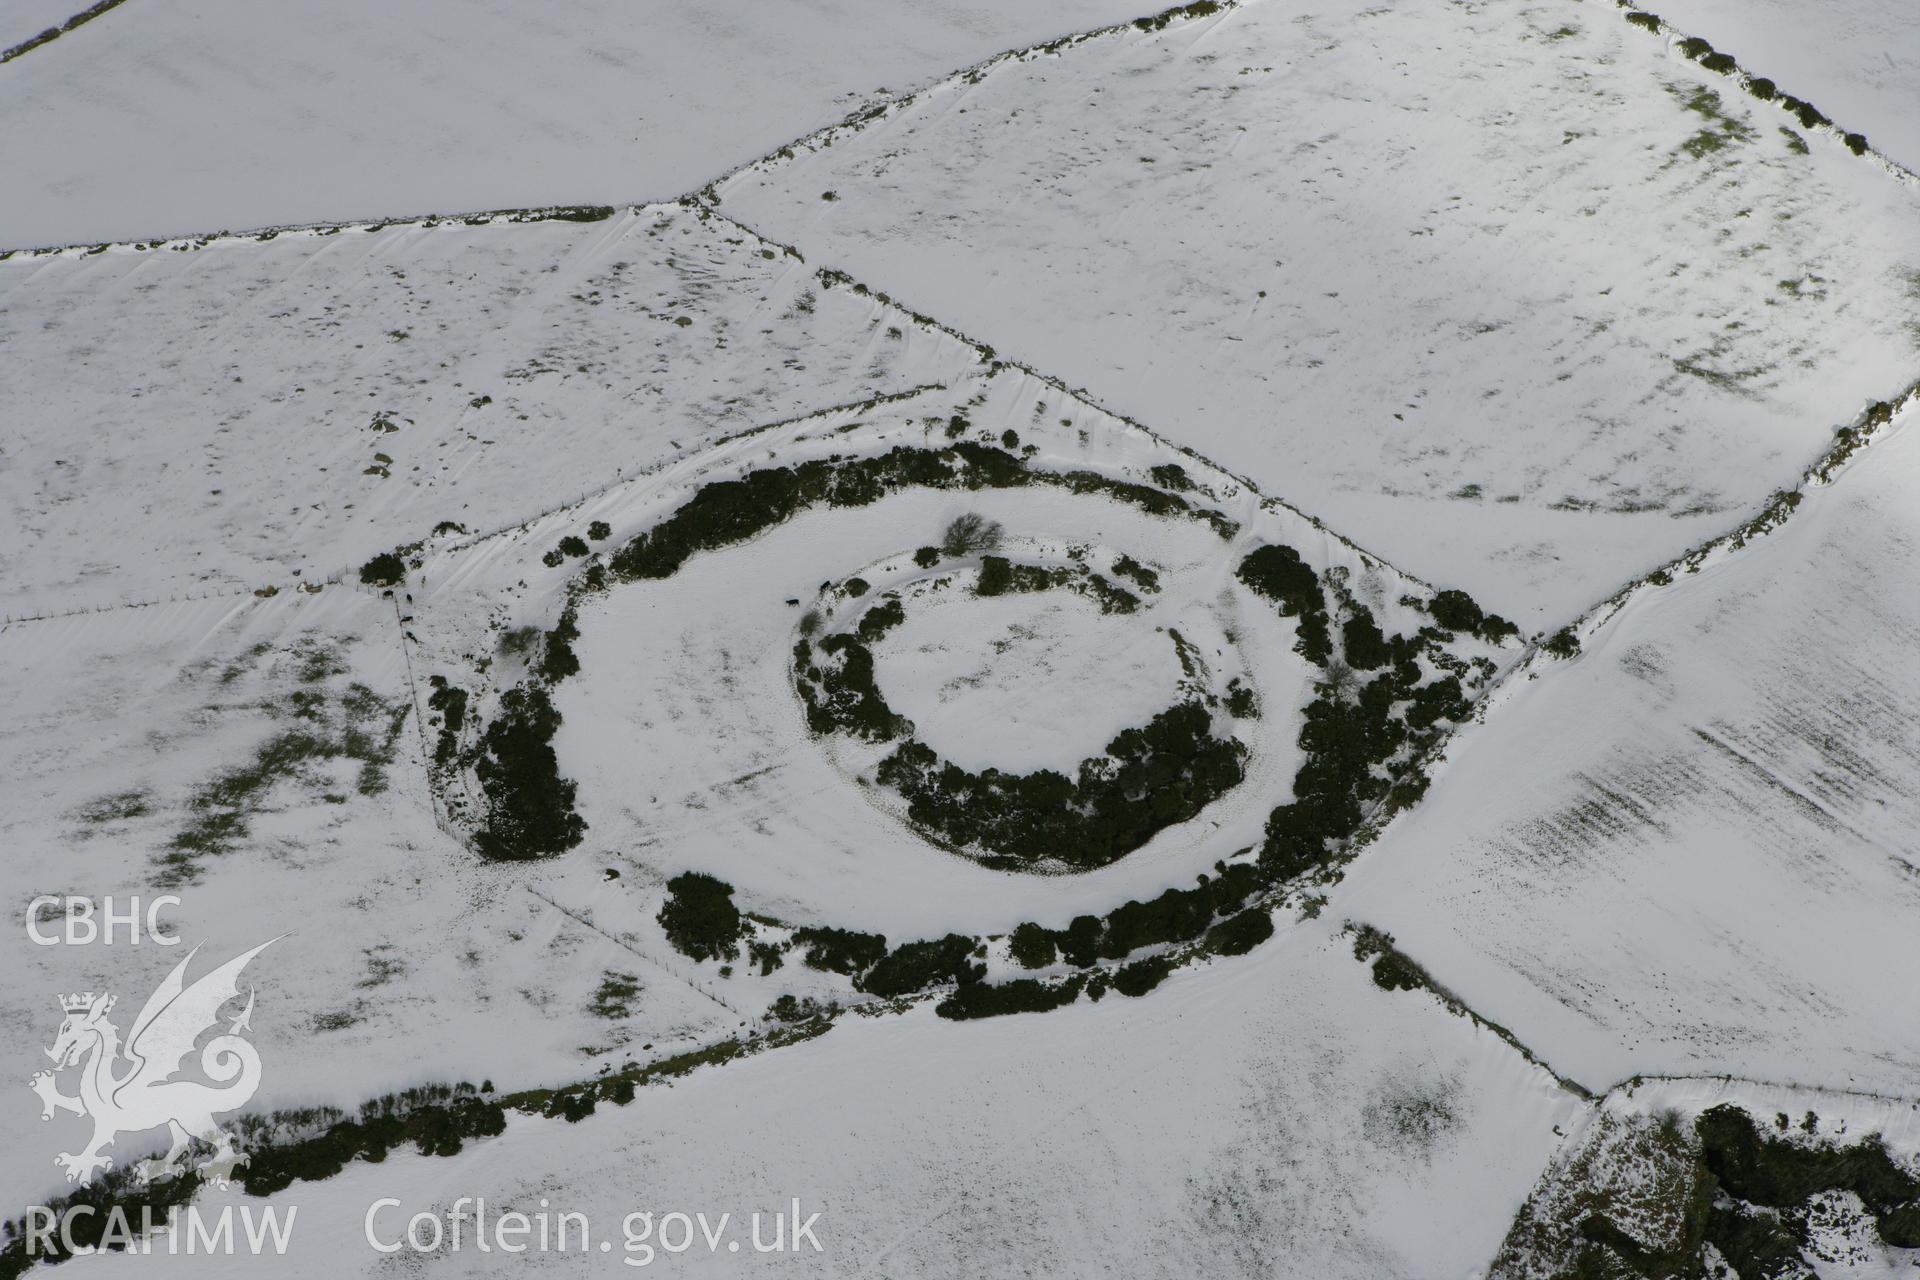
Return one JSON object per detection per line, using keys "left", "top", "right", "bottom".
{"left": 941, "top": 513, "right": 1004, "bottom": 557}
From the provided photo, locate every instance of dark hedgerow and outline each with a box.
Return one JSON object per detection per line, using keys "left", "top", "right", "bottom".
{"left": 1232, "top": 544, "right": 1484, "bottom": 888}
{"left": 1350, "top": 926, "right": 1430, "bottom": 992}
{"left": 790, "top": 925, "right": 888, "bottom": 976}
{"left": 243, "top": 1090, "right": 503, "bottom": 1196}
{"left": 1133, "top": 0, "right": 1218, "bottom": 32}
{"left": 858, "top": 934, "right": 984, "bottom": 997}
{"left": 936, "top": 975, "right": 1083, "bottom": 1020}
{"left": 1098, "top": 883, "right": 1218, "bottom": 959}
{"left": 795, "top": 634, "right": 910, "bottom": 741}
{"left": 1006, "top": 864, "right": 1265, "bottom": 971}
{"left": 471, "top": 687, "right": 585, "bottom": 859}
{"left": 875, "top": 702, "right": 1246, "bottom": 870}
{"left": 1782, "top": 96, "right": 1830, "bottom": 130}
{"left": 605, "top": 443, "right": 1216, "bottom": 587}
{"left": 657, "top": 872, "right": 748, "bottom": 963}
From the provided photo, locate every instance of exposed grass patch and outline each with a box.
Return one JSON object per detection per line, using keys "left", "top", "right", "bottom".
{"left": 73, "top": 790, "right": 151, "bottom": 827}
{"left": 589, "top": 972, "right": 642, "bottom": 1019}
{"left": 157, "top": 646, "right": 409, "bottom": 884}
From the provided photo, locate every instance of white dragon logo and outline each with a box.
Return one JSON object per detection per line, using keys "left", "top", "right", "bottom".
{"left": 28, "top": 938, "right": 279, "bottom": 1188}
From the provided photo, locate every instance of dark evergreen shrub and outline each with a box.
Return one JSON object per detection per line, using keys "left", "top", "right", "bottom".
{"left": 1342, "top": 606, "right": 1391, "bottom": 669}
{"left": 1112, "top": 955, "right": 1174, "bottom": 997}
{"left": 1747, "top": 76, "right": 1776, "bottom": 100}
{"left": 790, "top": 926, "right": 888, "bottom": 975}
{"left": 557, "top": 535, "right": 589, "bottom": 558}
{"left": 587, "top": 520, "right": 611, "bottom": 540}
{"left": 1428, "top": 588, "right": 1484, "bottom": 633}
{"left": 1009, "top": 922, "right": 1058, "bottom": 969}
{"left": 359, "top": 552, "right": 405, "bottom": 586}
{"left": 1111, "top": 554, "right": 1160, "bottom": 592}
{"left": 657, "top": 872, "right": 747, "bottom": 962}
{"left": 1149, "top": 462, "right": 1194, "bottom": 491}
{"left": 1696, "top": 1105, "right": 1920, "bottom": 1213}
{"left": 936, "top": 977, "right": 1080, "bottom": 1019}
{"left": 1203, "top": 907, "right": 1274, "bottom": 956}
{"left": 1133, "top": 0, "right": 1218, "bottom": 32}
{"left": 1405, "top": 676, "right": 1468, "bottom": 730}
{"left": 427, "top": 683, "right": 468, "bottom": 764}
{"left": 1845, "top": 132, "right": 1869, "bottom": 155}
{"left": 855, "top": 598, "right": 906, "bottom": 642}
{"left": 1236, "top": 544, "right": 1320, "bottom": 616}
{"left": 1225, "top": 678, "right": 1258, "bottom": 718}
{"left": 1061, "top": 915, "right": 1104, "bottom": 968}
{"left": 976, "top": 554, "right": 1014, "bottom": 596}
{"left": 858, "top": 934, "right": 985, "bottom": 996}
{"left": 913, "top": 546, "right": 940, "bottom": 568}
{"left": 1100, "top": 885, "right": 1216, "bottom": 959}
{"left": 796, "top": 634, "right": 909, "bottom": 741}
{"left": 1478, "top": 612, "right": 1520, "bottom": 643}
{"left": 1878, "top": 1203, "right": 1920, "bottom": 1248}
{"left": 537, "top": 607, "right": 581, "bottom": 683}
{"left": 1543, "top": 627, "right": 1581, "bottom": 659}
{"left": 472, "top": 687, "right": 585, "bottom": 859}
{"left": 874, "top": 702, "right": 1245, "bottom": 869}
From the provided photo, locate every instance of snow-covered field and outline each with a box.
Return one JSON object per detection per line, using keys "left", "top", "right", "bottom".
{"left": 0, "top": 0, "right": 1157, "bottom": 248}
{"left": 0, "top": 589, "right": 750, "bottom": 1216}
{"left": 1338, "top": 399, "right": 1920, "bottom": 1097}
{"left": 1653, "top": 0, "right": 1920, "bottom": 170}
{"left": 717, "top": 0, "right": 1920, "bottom": 623}
{"left": 0, "top": 205, "right": 978, "bottom": 617}
{"left": 60, "top": 920, "right": 1585, "bottom": 1279}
